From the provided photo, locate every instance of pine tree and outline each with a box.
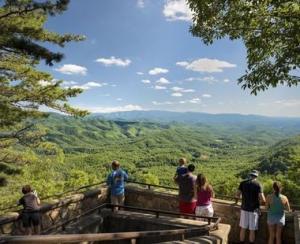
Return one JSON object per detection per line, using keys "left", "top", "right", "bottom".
{"left": 0, "top": 0, "right": 88, "bottom": 128}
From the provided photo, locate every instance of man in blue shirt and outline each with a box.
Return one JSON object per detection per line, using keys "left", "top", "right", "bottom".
{"left": 107, "top": 160, "right": 128, "bottom": 211}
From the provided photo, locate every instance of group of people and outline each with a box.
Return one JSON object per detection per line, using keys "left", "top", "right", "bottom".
{"left": 173, "top": 158, "right": 291, "bottom": 244}
{"left": 17, "top": 158, "right": 292, "bottom": 244}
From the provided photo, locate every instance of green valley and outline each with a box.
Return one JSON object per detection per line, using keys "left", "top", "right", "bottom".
{"left": 1, "top": 112, "right": 300, "bottom": 211}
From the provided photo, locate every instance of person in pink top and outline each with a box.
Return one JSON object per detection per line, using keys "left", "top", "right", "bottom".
{"left": 195, "top": 173, "right": 215, "bottom": 217}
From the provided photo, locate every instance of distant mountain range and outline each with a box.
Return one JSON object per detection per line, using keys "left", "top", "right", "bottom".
{"left": 90, "top": 110, "right": 300, "bottom": 127}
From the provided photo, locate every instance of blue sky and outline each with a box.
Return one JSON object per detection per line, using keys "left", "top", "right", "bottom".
{"left": 40, "top": 0, "right": 300, "bottom": 117}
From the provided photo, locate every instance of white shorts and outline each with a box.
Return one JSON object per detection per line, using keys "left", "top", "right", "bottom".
{"left": 195, "top": 204, "right": 214, "bottom": 217}
{"left": 239, "top": 210, "right": 259, "bottom": 230}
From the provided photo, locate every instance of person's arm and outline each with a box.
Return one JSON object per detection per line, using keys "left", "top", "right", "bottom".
{"left": 259, "top": 192, "right": 266, "bottom": 205}
{"left": 235, "top": 190, "right": 241, "bottom": 204}
{"left": 123, "top": 170, "right": 128, "bottom": 181}
{"left": 210, "top": 185, "right": 215, "bottom": 198}
{"left": 285, "top": 196, "right": 291, "bottom": 212}
{"left": 265, "top": 195, "right": 270, "bottom": 209}
{"left": 36, "top": 197, "right": 41, "bottom": 205}
{"left": 193, "top": 182, "right": 197, "bottom": 200}
{"left": 107, "top": 173, "right": 112, "bottom": 187}
{"left": 18, "top": 197, "right": 24, "bottom": 206}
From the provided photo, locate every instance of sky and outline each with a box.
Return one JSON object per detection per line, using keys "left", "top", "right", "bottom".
{"left": 40, "top": 0, "right": 300, "bottom": 117}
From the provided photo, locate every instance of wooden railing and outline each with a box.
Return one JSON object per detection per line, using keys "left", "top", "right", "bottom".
{"left": 1, "top": 228, "right": 207, "bottom": 243}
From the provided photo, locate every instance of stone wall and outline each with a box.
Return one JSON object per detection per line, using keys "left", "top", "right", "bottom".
{"left": 0, "top": 184, "right": 297, "bottom": 244}
{"left": 125, "top": 186, "right": 296, "bottom": 244}
{"left": 0, "top": 186, "right": 108, "bottom": 235}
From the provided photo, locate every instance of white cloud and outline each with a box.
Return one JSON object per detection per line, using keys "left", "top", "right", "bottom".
{"left": 152, "top": 101, "right": 173, "bottom": 105}
{"left": 177, "top": 58, "right": 236, "bottom": 73}
{"left": 116, "top": 98, "right": 123, "bottom": 101}
{"left": 137, "top": 0, "right": 145, "bottom": 8}
{"left": 201, "top": 76, "right": 217, "bottom": 82}
{"left": 78, "top": 104, "right": 143, "bottom": 113}
{"left": 55, "top": 64, "right": 87, "bottom": 75}
{"left": 185, "top": 77, "right": 202, "bottom": 82}
{"left": 176, "top": 61, "right": 189, "bottom": 67}
{"left": 202, "top": 94, "right": 212, "bottom": 98}
{"left": 223, "top": 78, "right": 230, "bottom": 83}
{"left": 137, "top": 72, "right": 144, "bottom": 75}
{"left": 274, "top": 99, "right": 300, "bottom": 107}
{"left": 156, "top": 77, "right": 170, "bottom": 84}
{"left": 142, "top": 79, "right": 151, "bottom": 84}
{"left": 95, "top": 56, "right": 131, "bottom": 67}
{"left": 171, "top": 86, "right": 195, "bottom": 93}
{"left": 171, "top": 92, "right": 183, "bottom": 97}
{"left": 184, "top": 89, "right": 194, "bottom": 92}
{"left": 163, "top": 0, "right": 193, "bottom": 22}
{"left": 62, "top": 80, "right": 77, "bottom": 86}
{"left": 178, "top": 98, "right": 202, "bottom": 104}
{"left": 149, "top": 67, "right": 169, "bottom": 75}
{"left": 171, "top": 86, "right": 183, "bottom": 92}
{"left": 189, "top": 98, "right": 202, "bottom": 104}
{"left": 71, "top": 82, "right": 107, "bottom": 90}
{"left": 154, "top": 85, "right": 167, "bottom": 90}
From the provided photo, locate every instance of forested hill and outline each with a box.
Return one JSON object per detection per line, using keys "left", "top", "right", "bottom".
{"left": 92, "top": 110, "right": 300, "bottom": 129}
{"left": 43, "top": 113, "right": 300, "bottom": 151}
{"left": 257, "top": 135, "right": 300, "bottom": 174}
{"left": 1, "top": 112, "right": 300, "bottom": 209}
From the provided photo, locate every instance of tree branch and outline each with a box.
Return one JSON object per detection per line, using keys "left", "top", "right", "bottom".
{"left": 0, "top": 124, "right": 34, "bottom": 139}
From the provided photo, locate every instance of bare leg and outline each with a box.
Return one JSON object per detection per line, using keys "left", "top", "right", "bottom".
{"left": 268, "top": 224, "right": 275, "bottom": 244}
{"left": 249, "top": 230, "right": 256, "bottom": 243}
{"left": 240, "top": 227, "right": 246, "bottom": 242}
{"left": 24, "top": 227, "right": 32, "bottom": 235}
{"left": 275, "top": 224, "right": 283, "bottom": 244}
{"left": 33, "top": 225, "right": 40, "bottom": 235}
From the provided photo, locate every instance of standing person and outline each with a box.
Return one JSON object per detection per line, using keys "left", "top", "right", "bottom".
{"left": 18, "top": 185, "right": 41, "bottom": 235}
{"left": 173, "top": 157, "right": 188, "bottom": 181}
{"left": 175, "top": 164, "right": 197, "bottom": 215}
{"left": 266, "top": 181, "right": 291, "bottom": 244}
{"left": 106, "top": 160, "right": 128, "bottom": 211}
{"left": 195, "top": 174, "right": 214, "bottom": 217}
{"left": 235, "top": 170, "right": 265, "bottom": 244}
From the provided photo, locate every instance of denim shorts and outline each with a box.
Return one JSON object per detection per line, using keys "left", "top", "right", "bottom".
{"left": 267, "top": 214, "right": 285, "bottom": 226}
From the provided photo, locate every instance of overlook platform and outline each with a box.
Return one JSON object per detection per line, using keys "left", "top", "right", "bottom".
{"left": 0, "top": 181, "right": 299, "bottom": 243}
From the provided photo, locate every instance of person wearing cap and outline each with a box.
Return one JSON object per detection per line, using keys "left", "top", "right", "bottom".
{"left": 235, "top": 170, "right": 266, "bottom": 244}
{"left": 106, "top": 160, "right": 128, "bottom": 211}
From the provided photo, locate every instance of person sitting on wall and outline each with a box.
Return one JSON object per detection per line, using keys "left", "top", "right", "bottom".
{"left": 173, "top": 157, "right": 188, "bottom": 181}
{"left": 106, "top": 160, "right": 128, "bottom": 211}
{"left": 235, "top": 170, "right": 266, "bottom": 244}
{"left": 195, "top": 173, "right": 215, "bottom": 217}
{"left": 175, "top": 164, "right": 197, "bottom": 215}
{"left": 266, "top": 181, "right": 291, "bottom": 244}
{"left": 18, "top": 185, "right": 41, "bottom": 235}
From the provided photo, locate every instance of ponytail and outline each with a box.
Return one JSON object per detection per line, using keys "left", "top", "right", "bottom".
{"left": 273, "top": 181, "right": 282, "bottom": 197}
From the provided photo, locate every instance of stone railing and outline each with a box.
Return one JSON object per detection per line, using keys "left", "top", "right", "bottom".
{"left": 0, "top": 187, "right": 108, "bottom": 235}
{"left": 125, "top": 186, "right": 296, "bottom": 244}
{"left": 0, "top": 183, "right": 298, "bottom": 244}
